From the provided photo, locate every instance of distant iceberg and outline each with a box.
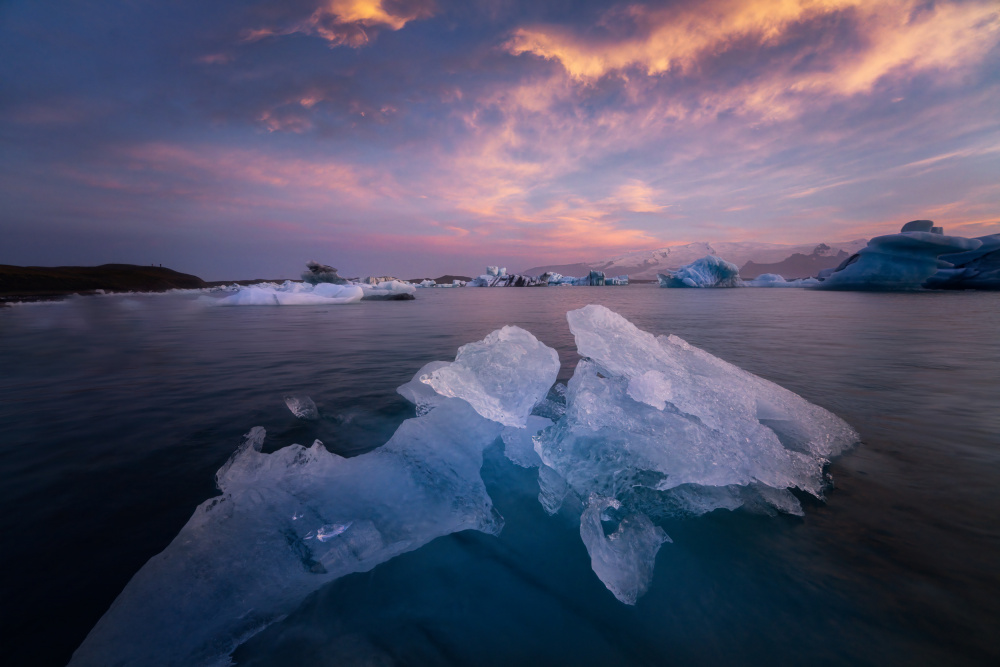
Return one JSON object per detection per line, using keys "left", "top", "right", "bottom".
{"left": 470, "top": 267, "right": 627, "bottom": 286}
{"left": 743, "top": 273, "right": 820, "bottom": 288}
{"left": 657, "top": 255, "right": 741, "bottom": 288}
{"left": 208, "top": 279, "right": 415, "bottom": 305}
{"left": 817, "top": 221, "right": 982, "bottom": 291}
{"left": 211, "top": 282, "right": 364, "bottom": 306}
{"left": 357, "top": 280, "right": 416, "bottom": 300}
{"left": 925, "top": 233, "right": 1000, "bottom": 291}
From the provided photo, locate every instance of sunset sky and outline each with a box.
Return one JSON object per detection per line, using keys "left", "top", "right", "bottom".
{"left": 1, "top": 0, "right": 998, "bottom": 280}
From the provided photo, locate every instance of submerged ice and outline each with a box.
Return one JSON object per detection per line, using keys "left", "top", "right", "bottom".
{"left": 73, "top": 306, "right": 859, "bottom": 663}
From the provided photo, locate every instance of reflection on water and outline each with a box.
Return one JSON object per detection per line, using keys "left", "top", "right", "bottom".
{"left": 1, "top": 287, "right": 998, "bottom": 666}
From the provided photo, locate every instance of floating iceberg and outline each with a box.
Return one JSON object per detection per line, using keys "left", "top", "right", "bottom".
{"left": 657, "top": 255, "right": 741, "bottom": 287}
{"left": 211, "top": 282, "right": 364, "bottom": 306}
{"left": 470, "top": 271, "right": 544, "bottom": 287}
{"left": 817, "top": 221, "right": 981, "bottom": 291}
{"left": 71, "top": 328, "right": 560, "bottom": 667}
{"left": 925, "top": 233, "right": 1000, "bottom": 290}
{"left": 744, "top": 273, "right": 820, "bottom": 287}
{"left": 532, "top": 305, "right": 858, "bottom": 602}
{"left": 357, "top": 280, "right": 416, "bottom": 300}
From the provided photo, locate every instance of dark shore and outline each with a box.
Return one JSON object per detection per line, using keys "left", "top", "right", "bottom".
{"left": 0, "top": 264, "right": 293, "bottom": 305}
{"left": 0, "top": 265, "right": 482, "bottom": 305}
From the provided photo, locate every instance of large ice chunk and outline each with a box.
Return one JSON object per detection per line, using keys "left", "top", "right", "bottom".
{"left": 422, "top": 326, "right": 560, "bottom": 427}
{"left": 580, "top": 495, "right": 670, "bottom": 604}
{"left": 657, "top": 255, "right": 741, "bottom": 288}
{"left": 818, "top": 222, "right": 981, "bottom": 290}
{"left": 532, "top": 306, "right": 858, "bottom": 602}
{"left": 544, "top": 305, "right": 857, "bottom": 495}
{"left": 71, "top": 327, "right": 560, "bottom": 667}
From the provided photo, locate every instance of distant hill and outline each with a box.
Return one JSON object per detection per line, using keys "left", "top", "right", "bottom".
{"left": 0, "top": 263, "right": 208, "bottom": 300}
{"left": 740, "top": 244, "right": 851, "bottom": 279}
{"left": 521, "top": 239, "right": 868, "bottom": 280}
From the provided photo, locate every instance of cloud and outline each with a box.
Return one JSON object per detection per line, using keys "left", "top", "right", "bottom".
{"left": 506, "top": 1, "right": 1000, "bottom": 105}
{"left": 246, "top": 0, "right": 436, "bottom": 47}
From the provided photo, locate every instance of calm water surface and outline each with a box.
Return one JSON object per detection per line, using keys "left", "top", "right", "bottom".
{"left": 1, "top": 286, "right": 998, "bottom": 666}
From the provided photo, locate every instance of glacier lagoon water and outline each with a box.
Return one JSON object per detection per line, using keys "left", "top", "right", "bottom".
{"left": 1, "top": 285, "right": 999, "bottom": 666}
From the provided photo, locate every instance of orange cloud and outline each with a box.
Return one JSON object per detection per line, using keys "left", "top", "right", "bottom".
{"left": 247, "top": 0, "right": 435, "bottom": 48}
{"left": 507, "top": 1, "right": 1000, "bottom": 99}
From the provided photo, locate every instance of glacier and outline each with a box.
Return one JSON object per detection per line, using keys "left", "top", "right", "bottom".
{"left": 657, "top": 255, "right": 742, "bottom": 288}
{"left": 70, "top": 327, "right": 559, "bottom": 667}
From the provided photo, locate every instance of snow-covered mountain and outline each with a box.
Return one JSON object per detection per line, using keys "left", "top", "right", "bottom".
{"left": 521, "top": 239, "right": 869, "bottom": 280}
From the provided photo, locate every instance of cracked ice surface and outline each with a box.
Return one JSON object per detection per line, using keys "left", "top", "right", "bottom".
{"left": 70, "top": 328, "right": 559, "bottom": 667}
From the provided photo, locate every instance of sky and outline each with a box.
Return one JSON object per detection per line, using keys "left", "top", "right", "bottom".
{"left": 1, "top": 0, "right": 998, "bottom": 280}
